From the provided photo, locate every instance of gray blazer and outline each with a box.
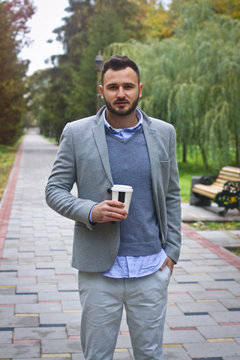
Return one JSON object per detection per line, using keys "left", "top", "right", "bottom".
{"left": 45, "top": 107, "right": 181, "bottom": 272}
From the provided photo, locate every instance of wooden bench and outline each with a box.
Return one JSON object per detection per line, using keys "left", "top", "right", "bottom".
{"left": 190, "top": 166, "right": 240, "bottom": 216}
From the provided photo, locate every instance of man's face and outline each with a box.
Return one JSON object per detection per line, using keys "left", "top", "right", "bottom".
{"left": 99, "top": 67, "right": 143, "bottom": 117}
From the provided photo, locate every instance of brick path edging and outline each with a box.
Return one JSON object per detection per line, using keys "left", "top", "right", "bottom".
{"left": 0, "top": 139, "right": 24, "bottom": 261}
{"left": 181, "top": 223, "right": 240, "bottom": 270}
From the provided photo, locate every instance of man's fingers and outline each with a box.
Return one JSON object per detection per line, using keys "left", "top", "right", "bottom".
{"left": 160, "top": 258, "right": 167, "bottom": 270}
{"left": 91, "top": 200, "right": 128, "bottom": 223}
{"left": 160, "top": 256, "right": 174, "bottom": 274}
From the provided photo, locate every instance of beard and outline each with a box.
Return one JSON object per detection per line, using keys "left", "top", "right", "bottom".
{"left": 103, "top": 96, "right": 140, "bottom": 117}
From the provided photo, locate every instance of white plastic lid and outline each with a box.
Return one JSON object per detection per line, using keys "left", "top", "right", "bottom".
{"left": 111, "top": 184, "right": 133, "bottom": 192}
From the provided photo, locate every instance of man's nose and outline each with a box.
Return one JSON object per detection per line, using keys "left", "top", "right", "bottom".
{"left": 117, "top": 87, "right": 125, "bottom": 98}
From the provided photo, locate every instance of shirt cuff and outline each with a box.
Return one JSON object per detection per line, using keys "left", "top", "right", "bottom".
{"left": 89, "top": 204, "right": 96, "bottom": 225}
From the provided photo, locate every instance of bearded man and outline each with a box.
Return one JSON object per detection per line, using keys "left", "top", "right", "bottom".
{"left": 46, "top": 55, "right": 181, "bottom": 360}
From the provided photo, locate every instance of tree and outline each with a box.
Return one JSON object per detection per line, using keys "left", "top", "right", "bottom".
{"left": 66, "top": 0, "right": 140, "bottom": 119}
{"left": 105, "top": 0, "right": 240, "bottom": 168}
{"left": 36, "top": 0, "right": 142, "bottom": 141}
{"left": 131, "top": 0, "right": 175, "bottom": 40}
{"left": 170, "top": 0, "right": 240, "bottom": 21}
{"left": 0, "top": 0, "right": 34, "bottom": 145}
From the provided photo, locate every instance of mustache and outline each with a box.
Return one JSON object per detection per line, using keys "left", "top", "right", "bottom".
{"left": 114, "top": 99, "right": 130, "bottom": 104}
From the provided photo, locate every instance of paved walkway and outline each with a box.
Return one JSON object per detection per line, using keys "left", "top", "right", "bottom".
{"left": 0, "top": 129, "right": 240, "bottom": 360}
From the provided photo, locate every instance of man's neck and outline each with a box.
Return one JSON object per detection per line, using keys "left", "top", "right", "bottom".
{"left": 105, "top": 109, "right": 138, "bottom": 129}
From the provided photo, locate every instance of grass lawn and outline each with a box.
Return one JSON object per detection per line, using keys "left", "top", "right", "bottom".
{"left": 0, "top": 139, "right": 22, "bottom": 200}
{"left": 187, "top": 221, "right": 240, "bottom": 231}
{"left": 230, "top": 248, "right": 240, "bottom": 256}
{"left": 177, "top": 153, "right": 220, "bottom": 203}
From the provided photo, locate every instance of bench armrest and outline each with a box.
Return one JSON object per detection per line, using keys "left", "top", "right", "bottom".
{"left": 223, "top": 181, "right": 240, "bottom": 193}
{"left": 200, "top": 175, "right": 217, "bottom": 185}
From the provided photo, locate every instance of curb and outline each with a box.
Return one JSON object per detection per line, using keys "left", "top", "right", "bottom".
{"left": 181, "top": 222, "right": 240, "bottom": 270}
{"left": 0, "top": 139, "right": 24, "bottom": 261}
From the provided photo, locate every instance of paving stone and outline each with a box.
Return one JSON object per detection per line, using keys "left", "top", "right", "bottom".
{"left": 38, "top": 291, "right": 79, "bottom": 301}
{"left": 211, "top": 271, "right": 240, "bottom": 281}
{"left": 166, "top": 314, "right": 217, "bottom": 327}
{"left": 236, "top": 337, "right": 240, "bottom": 345}
{"left": 177, "top": 301, "right": 227, "bottom": 313}
{"left": 15, "top": 302, "right": 62, "bottom": 313}
{"left": 197, "top": 325, "right": 240, "bottom": 339}
{"left": 169, "top": 283, "right": 204, "bottom": 292}
{"left": 184, "top": 341, "right": 240, "bottom": 358}
{"left": 16, "top": 284, "right": 58, "bottom": 293}
{"left": 40, "top": 312, "right": 81, "bottom": 325}
{"left": 190, "top": 290, "right": 235, "bottom": 301}
{"left": 166, "top": 304, "right": 183, "bottom": 316}
{"left": 0, "top": 343, "right": 40, "bottom": 358}
{"left": 0, "top": 315, "right": 39, "bottom": 328}
{"left": 61, "top": 301, "right": 81, "bottom": 311}
{"left": 168, "top": 292, "right": 194, "bottom": 303}
{"left": 163, "top": 347, "right": 192, "bottom": 360}
{"left": 0, "top": 307, "right": 14, "bottom": 317}
{"left": 210, "top": 311, "right": 240, "bottom": 323}
{"left": 0, "top": 331, "right": 13, "bottom": 343}
{"left": 14, "top": 327, "right": 67, "bottom": 340}
{"left": 13, "top": 358, "right": 66, "bottom": 360}
{"left": 175, "top": 273, "right": 214, "bottom": 282}
{"left": 72, "top": 354, "right": 85, "bottom": 360}
{"left": 113, "top": 352, "right": 133, "bottom": 360}
{"left": 116, "top": 334, "right": 132, "bottom": 348}
{"left": 0, "top": 294, "right": 37, "bottom": 304}
{"left": 41, "top": 339, "right": 81, "bottom": 353}
{"left": 220, "top": 298, "right": 240, "bottom": 308}
{"left": 66, "top": 323, "right": 80, "bottom": 336}
{"left": 163, "top": 329, "right": 205, "bottom": 343}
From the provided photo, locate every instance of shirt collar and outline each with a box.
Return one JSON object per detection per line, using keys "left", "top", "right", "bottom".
{"left": 103, "top": 108, "right": 143, "bottom": 134}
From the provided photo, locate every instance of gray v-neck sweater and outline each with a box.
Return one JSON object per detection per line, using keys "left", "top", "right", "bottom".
{"left": 106, "top": 128, "right": 162, "bottom": 256}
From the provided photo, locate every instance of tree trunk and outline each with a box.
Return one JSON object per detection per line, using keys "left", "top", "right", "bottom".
{"left": 182, "top": 142, "right": 187, "bottom": 163}
{"left": 200, "top": 146, "right": 209, "bottom": 169}
{"left": 235, "top": 134, "right": 240, "bottom": 166}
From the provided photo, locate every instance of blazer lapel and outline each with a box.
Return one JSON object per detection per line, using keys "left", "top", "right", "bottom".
{"left": 142, "top": 116, "right": 159, "bottom": 196}
{"left": 92, "top": 110, "right": 113, "bottom": 185}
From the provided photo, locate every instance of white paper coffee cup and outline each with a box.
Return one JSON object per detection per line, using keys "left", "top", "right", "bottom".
{"left": 111, "top": 184, "right": 133, "bottom": 212}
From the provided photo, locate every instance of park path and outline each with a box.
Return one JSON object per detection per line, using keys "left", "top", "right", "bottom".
{"left": 0, "top": 128, "right": 240, "bottom": 360}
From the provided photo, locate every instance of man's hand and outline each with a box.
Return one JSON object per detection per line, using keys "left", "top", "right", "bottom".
{"left": 91, "top": 200, "right": 128, "bottom": 223}
{"left": 160, "top": 256, "right": 175, "bottom": 274}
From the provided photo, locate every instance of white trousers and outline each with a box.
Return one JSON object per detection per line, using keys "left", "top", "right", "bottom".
{"left": 78, "top": 266, "right": 171, "bottom": 360}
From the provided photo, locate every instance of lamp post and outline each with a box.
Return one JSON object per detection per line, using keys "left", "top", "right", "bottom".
{"left": 95, "top": 52, "right": 103, "bottom": 112}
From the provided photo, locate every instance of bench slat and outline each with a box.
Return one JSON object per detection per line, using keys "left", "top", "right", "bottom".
{"left": 222, "top": 166, "right": 240, "bottom": 175}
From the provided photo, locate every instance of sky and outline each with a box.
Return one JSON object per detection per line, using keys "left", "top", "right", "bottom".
{"left": 20, "top": 0, "right": 69, "bottom": 75}
{"left": 20, "top": 0, "right": 172, "bottom": 76}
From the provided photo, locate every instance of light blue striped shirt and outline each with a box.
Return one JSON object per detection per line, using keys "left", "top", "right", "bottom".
{"left": 102, "top": 108, "right": 167, "bottom": 278}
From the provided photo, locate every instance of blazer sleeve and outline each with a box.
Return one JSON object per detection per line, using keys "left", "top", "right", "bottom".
{"left": 164, "top": 126, "right": 182, "bottom": 263}
{"left": 45, "top": 123, "right": 97, "bottom": 230}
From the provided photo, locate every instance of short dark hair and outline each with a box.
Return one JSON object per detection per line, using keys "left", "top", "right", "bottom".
{"left": 101, "top": 55, "right": 140, "bottom": 84}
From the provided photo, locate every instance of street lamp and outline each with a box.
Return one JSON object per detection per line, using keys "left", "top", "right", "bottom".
{"left": 95, "top": 52, "right": 103, "bottom": 112}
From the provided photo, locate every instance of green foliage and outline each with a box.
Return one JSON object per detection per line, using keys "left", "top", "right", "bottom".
{"left": 189, "top": 221, "right": 240, "bottom": 231}
{"left": 106, "top": 0, "right": 240, "bottom": 168}
{"left": 34, "top": 0, "right": 142, "bottom": 139}
{"left": 0, "top": 0, "right": 34, "bottom": 145}
{"left": 0, "top": 137, "right": 22, "bottom": 199}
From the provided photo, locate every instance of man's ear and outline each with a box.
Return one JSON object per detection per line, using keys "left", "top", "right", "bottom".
{"left": 139, "top": 83, "right": 143, "bottom": 98}
{"left": 99, "top": 85, "right": 104, "bottom": 99}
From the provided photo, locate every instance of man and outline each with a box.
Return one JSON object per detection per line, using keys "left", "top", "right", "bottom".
{"left": 46, "top": 55, "right": 181, "bottom": 360}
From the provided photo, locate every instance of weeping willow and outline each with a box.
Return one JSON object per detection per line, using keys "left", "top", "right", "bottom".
{"left": 104, "top": 0, "right": 240, "bottom": 168}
